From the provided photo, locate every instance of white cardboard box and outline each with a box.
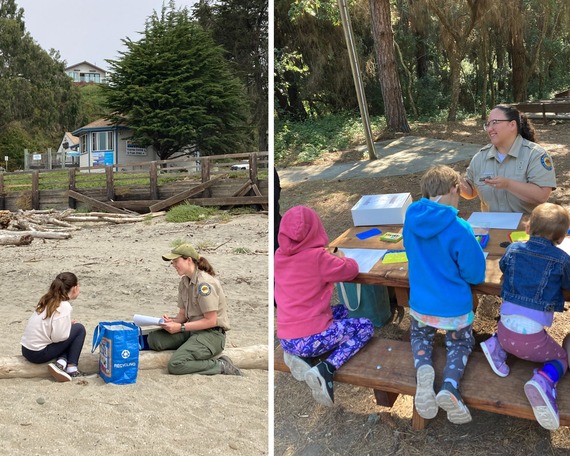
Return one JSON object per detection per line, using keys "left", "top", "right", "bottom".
{"left": 351, "top": 193, "right": 413, "bottom": 226}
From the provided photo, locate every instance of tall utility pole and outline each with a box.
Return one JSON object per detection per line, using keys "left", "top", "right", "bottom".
{"left": 337, "top": 0, "right": 377, "bottom": 160}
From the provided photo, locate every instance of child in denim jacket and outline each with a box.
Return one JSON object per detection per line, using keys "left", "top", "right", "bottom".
{"left": 481, "top": 202, "right": 570, "bottom": 430}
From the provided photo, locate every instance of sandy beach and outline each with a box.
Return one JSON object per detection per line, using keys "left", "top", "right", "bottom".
{"left": 0, "top": 212, "right": 269, "bottom": 455}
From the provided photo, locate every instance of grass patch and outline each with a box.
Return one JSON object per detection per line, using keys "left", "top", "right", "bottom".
{"left": 165, "top": 203, "right": 219, "bottom": 223}
{"left": 232, "top": 247, "right": 252, "bottom": 254}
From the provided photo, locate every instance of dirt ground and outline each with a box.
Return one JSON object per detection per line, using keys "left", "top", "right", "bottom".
{"left": 275, "top": 119, "right": 570, "bottom": 455}
{"left": 0, "top": 212, "right": 268, "bottom": 456}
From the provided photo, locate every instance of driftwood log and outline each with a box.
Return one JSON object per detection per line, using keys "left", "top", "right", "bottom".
{"left": 0, "top": 230, "right": 71, "bottom": 240}
{"left": 0, "top": 344, "right": 268, "bottom": 379}
{"left": 0, "top": 234, "right": 33, "bottom": 245}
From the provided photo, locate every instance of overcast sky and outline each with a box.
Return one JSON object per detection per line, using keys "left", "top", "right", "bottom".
{"left": 16, "top": 0, "right": 198, "bottom": 71}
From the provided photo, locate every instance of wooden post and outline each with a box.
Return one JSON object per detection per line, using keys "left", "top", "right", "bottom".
{"left": 201, "top": 158, "right": 212, "bottom": 198}
{"left": 105, "top": 166, "right": 115, "bottom": 201}
{"left": 32, "top": 170, "right": 40, "bottom": 210}
{"left": 201, "top": 158, "right": 211, "bottom": 183}
{"left": 149, "top": 161, "right": 159, "bottom": 200}
{"left": 249, "top": 153, "right": 258, "bottom": 185}
{"left": 0, "top": 173, "right": 4, "bottom": 210}
{"left": 68, "top": 168, "right": 77, "bottom": 209}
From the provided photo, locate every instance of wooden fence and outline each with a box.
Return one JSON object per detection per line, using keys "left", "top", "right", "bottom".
{"left": 0, "top": 152, "right": 268, "bottom": 214}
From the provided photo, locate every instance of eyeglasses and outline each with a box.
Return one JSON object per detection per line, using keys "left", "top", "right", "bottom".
{"left": 483, "top": 119, "right": 512, "bottom": 131}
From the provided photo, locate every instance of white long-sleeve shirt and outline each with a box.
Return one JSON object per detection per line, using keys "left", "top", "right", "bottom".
{"left": 21, "top": 301, "right": 73, "bottom": 351}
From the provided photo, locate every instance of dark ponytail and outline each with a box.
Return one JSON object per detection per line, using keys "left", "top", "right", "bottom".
{"left": 493, "top": 104, "right": 537, "bottom": 142}
{"left": 194, "top": 257, "right": 216, "bottom": 276}
{"left": 36, "top": 272, "right": 78, "bottom": 318}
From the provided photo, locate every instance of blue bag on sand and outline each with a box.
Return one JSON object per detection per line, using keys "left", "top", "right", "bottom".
{"left": 336, "top": 282, "right": 393, "bottom": 328}
{"left": 91, "top": 321, "right": 142, "bottom": 385}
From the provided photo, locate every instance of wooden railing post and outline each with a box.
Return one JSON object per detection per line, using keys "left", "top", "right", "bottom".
{"left": 0, "top": 173, "right": 5, "bottom": 210}
{"left": 68, "top": 168, "right": 77, "bottom": 209}
{"left": 105, "top": 166, "right": 115, "bottom": 201}
{"left": 149, "top": 161, "right": 159, "bottom": 200}
{"left": 201, "top": 158, "right": 212, "bottom": 198}
{"left": 32, "top": 170, "right": 40, "bottom": 210}
{"left": 249, "top": 153, "right": 258, "bottom": 185}
{"left": 201, "top": 158, "right": 211, "bottom": 183}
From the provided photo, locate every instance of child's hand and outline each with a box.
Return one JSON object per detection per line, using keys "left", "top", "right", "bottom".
{"left": 328, "top": 247, "right": 345, "bottom": 258}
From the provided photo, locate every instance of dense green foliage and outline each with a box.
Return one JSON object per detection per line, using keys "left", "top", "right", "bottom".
{"left": 104, "top": 3, "right": 252, "bottom": 160}
{"left": 193, "top": 0, "right": 268, "bottom": 151}
{"left": 275, "top": 0, "right": 570, "bottom": 122}
{"left": 275, "top": 113, "right": 387, "bottom": 162}
{"left": 0, "top": 0, "right": 85, "bottom": 169}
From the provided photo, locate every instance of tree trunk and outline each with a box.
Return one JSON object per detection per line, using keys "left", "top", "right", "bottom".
{"left": 368, "top": 0, "right": 410, "bottom": 133}
{"left": 510, "top": 0, "right": 527, "bottom": 102}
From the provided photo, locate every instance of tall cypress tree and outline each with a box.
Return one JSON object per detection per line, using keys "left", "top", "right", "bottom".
{"left": 104, "top": 3, "right": 252, "bottom": 159}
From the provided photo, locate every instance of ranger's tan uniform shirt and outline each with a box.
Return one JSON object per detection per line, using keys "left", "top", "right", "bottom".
{"left": 177, "top": 269, "right": 230, "bottom": 330}
{"left": 466, "top": 135, "right": 556, "bottom": 214}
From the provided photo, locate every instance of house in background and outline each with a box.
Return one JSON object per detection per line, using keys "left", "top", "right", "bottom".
{"left": 56, "top": 132, "right": 81, "bottom": 166}
{"left": 72, "top": 118, "right": 158, "bottom": 170}
{"left": 65, "top": 61, "right": 107, "bottom": 84}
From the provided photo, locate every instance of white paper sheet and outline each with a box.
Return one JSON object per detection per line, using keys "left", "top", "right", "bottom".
{"left": 133, "top": 314, "right": 164, "bottom": 326}
{"left": 558, "top": 238, "right": 570, "bottom": 256}
{"left": 339, "top": 248, "right": 387, "bottom": 273}
{"left": 467, "top": 212, "right": 523, "bottom": 230}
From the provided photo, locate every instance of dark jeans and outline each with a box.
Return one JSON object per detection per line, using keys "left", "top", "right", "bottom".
{"left": 21, "top": 323, "right": 86, "bottom": 366}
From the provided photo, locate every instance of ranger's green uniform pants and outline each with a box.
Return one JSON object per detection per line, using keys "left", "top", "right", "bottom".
{"left": 148, "top": 328, "right": 225, "bottom": 375}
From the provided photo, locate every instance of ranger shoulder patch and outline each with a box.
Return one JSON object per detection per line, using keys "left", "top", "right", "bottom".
{"left": 198, "top": 282, "right": 212, "bottom": 296}
{"left": 540, "top": 153, "right": 553, "bottom": 171}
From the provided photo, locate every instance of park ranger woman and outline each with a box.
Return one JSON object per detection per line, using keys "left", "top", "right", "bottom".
{"left": 147, "top": 244, "right": 241, "bottom": 376}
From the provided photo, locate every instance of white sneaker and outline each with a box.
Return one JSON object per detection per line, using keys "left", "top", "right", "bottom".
{"left": 414, "top": 365, "right": 438, "bottom": 419}
{"left": 48, "top": 363, "right": 71, "bottom": 382}
{"left": 283, "top": 352, "right": 312, "bottom": 381}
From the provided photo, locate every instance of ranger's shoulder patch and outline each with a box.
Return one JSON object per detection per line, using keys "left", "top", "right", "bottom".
{"left": 540, "top": 153, "right": 553, "bottom": 171}
{"left": 198, "top": 282, "right": 212, "bottom": 296}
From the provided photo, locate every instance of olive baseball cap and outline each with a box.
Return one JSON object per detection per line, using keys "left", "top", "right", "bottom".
{"left": 162, "top": 244, "right": 199, "bottom": 261}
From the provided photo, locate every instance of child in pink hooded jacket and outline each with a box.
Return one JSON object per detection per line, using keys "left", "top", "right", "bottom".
{"left": 275, "top": 205, "right": 374, "bottom": 406}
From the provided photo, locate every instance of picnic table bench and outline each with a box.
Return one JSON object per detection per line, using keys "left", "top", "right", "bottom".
{"left": 512, "top": 99, "right": 570, "bottom": 124}
{"left": 275, "top": 339, "right": 570, "bottom": 430}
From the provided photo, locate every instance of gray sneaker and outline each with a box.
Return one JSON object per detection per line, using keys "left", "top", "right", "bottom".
{"left": 436, "top": 382, "right": 472, "bottom": 424}
{"left": 218, "top": 355, "right": 242, "bottom": 376}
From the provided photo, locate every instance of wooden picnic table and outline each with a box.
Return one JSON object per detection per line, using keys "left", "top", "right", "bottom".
{"left": 275, "top": 212, "right": 570, "bottom": 429}
{"left": 327, "top": 213, "right": 570, "bottom": 305}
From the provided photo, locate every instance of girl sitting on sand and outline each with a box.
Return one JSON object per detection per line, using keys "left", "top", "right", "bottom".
{"left": 21, "top": 272, "right": 87, "bottom": 382}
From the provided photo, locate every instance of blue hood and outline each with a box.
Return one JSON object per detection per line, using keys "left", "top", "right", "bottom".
{"left": 403, "top": 198, "right": 486, "bottom": 318}
{"left": 405, "top": 198, "right": 458, "bottom": 240}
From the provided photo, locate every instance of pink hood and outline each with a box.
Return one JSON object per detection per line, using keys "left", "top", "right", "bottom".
{"left": 278, "top": 205, "right": 329, "bottom": 255}
{"left": 275, "top": 206, "right": 359, "bottom": 339}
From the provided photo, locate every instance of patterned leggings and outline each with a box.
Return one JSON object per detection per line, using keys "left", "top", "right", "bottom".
{"left": 410, "top": 317, "right": 474, "bottom": 387}
{"left": 279, "top": 305, "right": 374, "bottom": 370}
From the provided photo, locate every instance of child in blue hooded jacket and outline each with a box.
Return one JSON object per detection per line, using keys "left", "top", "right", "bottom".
{"left": 403, "top": 165, "right": 486, "bottom": 424}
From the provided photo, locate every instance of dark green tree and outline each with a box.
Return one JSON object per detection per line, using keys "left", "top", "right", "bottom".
{"left": 193, "top": 0, "right": 268, "bottom": 152}
{"left": 0, "top": 0, "right": 83, "bottom": 168}
{"left": 104, "top": 3, "right": 252, "bottom": 159}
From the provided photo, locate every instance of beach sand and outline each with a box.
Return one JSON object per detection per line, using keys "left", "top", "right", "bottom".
{"left": 0, "top": 212, "right": 269, "bottom": 455}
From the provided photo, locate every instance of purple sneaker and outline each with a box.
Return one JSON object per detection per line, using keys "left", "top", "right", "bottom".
{"left": 524, "top": 369, "right": 560, "bottom": 430}
{"left": 480, "top": 334, "right": 509, "bottom": 377}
